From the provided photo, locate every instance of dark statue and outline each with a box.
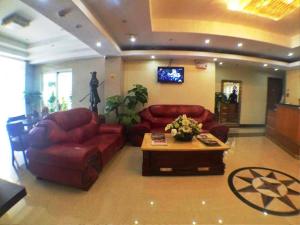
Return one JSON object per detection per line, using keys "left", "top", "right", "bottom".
{"left": 89, "top": 71, "right": 101, "bottom": 113}
{"left": 228, "top": 86, "right": 238, "bottom": 104}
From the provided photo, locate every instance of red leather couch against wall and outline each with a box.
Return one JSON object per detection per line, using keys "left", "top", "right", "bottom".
{"left": 27, "top": 108, "right": 125, "bottom": 190}
{"left": 128, "top": 105, "right": 229, "bottom": 146}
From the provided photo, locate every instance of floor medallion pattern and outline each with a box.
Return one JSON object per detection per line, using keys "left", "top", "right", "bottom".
{"left": 228, "top": 167, "right": 300, "bottom": 216}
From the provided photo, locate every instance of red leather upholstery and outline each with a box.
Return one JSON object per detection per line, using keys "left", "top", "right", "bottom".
{"left": 27, "top": 108, "right": 125, "bottom": 190}
{"left": 129, "top": 105, "right": 229, "bottom": 146}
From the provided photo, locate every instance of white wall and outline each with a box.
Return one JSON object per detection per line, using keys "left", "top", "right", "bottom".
{"left": 285, "top": 69, "right": 300, "bottom": 105}
{"left": 124, "top": 59, "right": 216, "bottom": 112}
{"left": 216, "top": 64, "right": 285, "bottom": 124}
{"left": 34, "top": 57, "right": 106, "bottom": 113}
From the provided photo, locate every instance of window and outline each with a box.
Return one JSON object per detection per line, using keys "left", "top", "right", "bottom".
{"left": 42, "top": 70, "right": 72, "bottom": 112}
{"left": 0, "top": 56, "right": 25, "bottom": 122}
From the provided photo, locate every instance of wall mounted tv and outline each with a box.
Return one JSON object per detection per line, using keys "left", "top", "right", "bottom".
{"left": 157, "top": 67, "right": 184, "bottom": 84}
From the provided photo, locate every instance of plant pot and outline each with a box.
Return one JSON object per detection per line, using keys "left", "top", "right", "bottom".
{"left": 174, "top": 133, "right": 194, "bottom": 142}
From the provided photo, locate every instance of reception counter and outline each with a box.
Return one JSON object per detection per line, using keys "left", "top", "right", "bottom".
{"left": 266, "top": 104, "right": 300, "bottom": 159}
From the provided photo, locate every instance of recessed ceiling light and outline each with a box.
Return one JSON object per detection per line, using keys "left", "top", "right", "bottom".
{"left": 288, "top": 52, "right": 294, "bottom": 56}
{"left": 263, "top": 63, "right": 268, "bottom": 67}
{"left": 237, "top": 42, "right": 243, "bottom": 47}
{"left": 213, "top": 58, "right": 218, "bottom": 61}
{"left": 130, "top": 35, "right": 136, "bottom": 43}
{"left": 205, "top": 39, "right": 210, "bottom": 44}
{"left": 218, "top": 219, "right": 223, "bottom": 224}
{"left": 274, "top": 68, "right": 279, "bottom": 71}
{"left": 134, "top": 220, "right": 139, "bottom": 225}
{"left": 192, "top": 221, "right": 197, "bottom": 225}
{"left": 219, "top": 62, "right": 223, "bottom": 65}
{"left": 151, "top": 55, "right": 155, "bottom": 59}
{"left": 96, "top": 41, "right": 102, "bottom": 47}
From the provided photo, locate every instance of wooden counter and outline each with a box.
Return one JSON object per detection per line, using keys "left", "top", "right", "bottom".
{"left": 266, "top": 104, "right": 300, "bottom": 159}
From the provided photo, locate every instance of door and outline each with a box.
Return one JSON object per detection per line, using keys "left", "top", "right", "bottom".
{"left": 266, "top": 78, "right": 283, "bottom": 111}
{"left": 219, "top": 80, "right": 242, "bottom": 126}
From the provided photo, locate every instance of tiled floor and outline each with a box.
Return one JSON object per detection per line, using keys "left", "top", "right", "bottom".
{"left": 228, "top": 127, "right": 266, "bottom": 137}
{"left": 0, "top": 135, "right": 299, "bottom": 225}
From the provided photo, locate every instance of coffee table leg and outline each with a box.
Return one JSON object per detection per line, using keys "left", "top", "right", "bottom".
{"left": 142, "top": 151, "right": 151, "bottom": 176}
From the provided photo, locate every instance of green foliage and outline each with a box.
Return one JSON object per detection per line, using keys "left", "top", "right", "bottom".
{"left": 105, "top": 95, "right": 123, "bottom": 116}
{"left": 105, "top": 84, "right": 148, "bottom": 127}
{"left": 60, "top": 97, "right": 68, "bottom": 111}
{"left": 48, "top": 92, "right": 57, "bottom": 112}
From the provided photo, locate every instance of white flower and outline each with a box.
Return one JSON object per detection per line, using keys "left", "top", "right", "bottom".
{"left": 182, "top": 119, "right": 190, "bottom": 126}
{"left": 198, "top": 123, "right": 203, "bottom": 129}
{"left": 182, "top": 114, "right": 187, "bottom": 120}
{"left": 182, "top": 126, "right": 192, "bottom": 133}
{"left": 171, "top": 129, "right": 177, "bottom": 136}
{"left": 165, "top": 124, "right": 172, "bottom": 131}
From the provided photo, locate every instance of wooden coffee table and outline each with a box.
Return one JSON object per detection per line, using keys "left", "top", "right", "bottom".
{"left": 0, "top": 179, "right": 26, "bottom": 217}
{"left": 141, "top": 133, "right": 230, "bottom": 176}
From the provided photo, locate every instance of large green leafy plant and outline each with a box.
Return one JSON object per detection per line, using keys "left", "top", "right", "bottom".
{"left": 105, "top": 84, "right": 148, "bottom": 127}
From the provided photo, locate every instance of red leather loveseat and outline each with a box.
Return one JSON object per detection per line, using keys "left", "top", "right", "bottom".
{"left": 27, "top": 108, "right": 125, "bottom": 190}
{"left": 128, "top": 105, "right": 229, "bottom": 146}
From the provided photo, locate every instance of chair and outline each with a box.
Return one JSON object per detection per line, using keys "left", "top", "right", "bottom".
{"left": 7, "top": 115, "right": 26, "bottom": 123}
{"left": 6, "top": 122, "right": 29, "bottom": 168}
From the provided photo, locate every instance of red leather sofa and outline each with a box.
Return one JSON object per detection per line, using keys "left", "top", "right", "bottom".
{"left": 128, "top": 105, "right": 229, "bottom": 146}
{"left": 27, "top": 108, "right": 125, "bottom": 190}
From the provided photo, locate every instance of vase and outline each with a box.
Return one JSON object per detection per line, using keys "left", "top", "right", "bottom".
{"left": 174, "top": 133, "right": 194, "bottom": 142}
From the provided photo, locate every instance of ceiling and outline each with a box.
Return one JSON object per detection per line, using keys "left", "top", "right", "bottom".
{"left": 2, "top": 0, "right": 300, "bottom": 68}
{"left": 0, "top": 0, "right": 99, "bottom": 63}
{"left": 83, "top": 0, "right": 300, "bottom": 62}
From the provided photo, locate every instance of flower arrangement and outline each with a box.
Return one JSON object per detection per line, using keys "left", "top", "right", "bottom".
{"left": 165, "top": 114, "right": 203, "bottom": 141}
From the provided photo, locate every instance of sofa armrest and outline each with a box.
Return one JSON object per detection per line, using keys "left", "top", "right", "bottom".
{"left": 130, "top": 121, "right": 151, "bottom": 134}
{"left": 203, "top": 121, "right": 229, "bottom": 143}
{"left": 98, "top": 124, "right": 124, "bottom": 135}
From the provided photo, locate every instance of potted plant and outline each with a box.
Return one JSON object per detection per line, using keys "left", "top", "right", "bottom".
{"left": 105, "top": 84, "right": 148, "bottom": 127}
{"left": 165, "top": 114, "right": 202, "bottom": 141}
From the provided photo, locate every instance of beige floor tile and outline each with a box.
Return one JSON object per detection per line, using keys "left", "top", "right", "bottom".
{"left": 0, "top": 136, "right": 299, "bottom": 225}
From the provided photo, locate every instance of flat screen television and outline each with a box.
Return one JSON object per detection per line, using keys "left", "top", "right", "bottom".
{"left": 157, "top": 67, "right": 184, "bottom": 83}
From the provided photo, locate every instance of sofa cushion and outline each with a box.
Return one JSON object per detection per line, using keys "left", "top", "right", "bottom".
{"left": 151, "top": 118, "right": 174, "bottom": 128}
{"left": 27, "top": 144, "right": 98, "bottom": 170}
{"left": 83, "top": 134, "right": 123, "bottom": 166}
{"left": 46, "top": 108, "right": 94, "bottom": 131}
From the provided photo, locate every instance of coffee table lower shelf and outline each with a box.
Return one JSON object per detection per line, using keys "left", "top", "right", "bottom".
{"left": 142, "top": 150, "right": 225, "bottom": 176}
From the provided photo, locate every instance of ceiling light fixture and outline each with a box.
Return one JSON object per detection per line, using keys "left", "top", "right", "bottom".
{"left": 1, "top": 13, "right": 30, "bottom": 29}
{"left": 288, "top": 52, "right": 294, "bottom": 56}
{"left": 213, "top": 58, "right": 218, "bottom": 61}
{"left": 96, "top": 41, "right": 102, "bottom": 47}
{"left": 237, "top": 42, "right": 243, "bottom": 47}
{"left": 263, "top": 63, "right": 268, "bottom": 67}
{"left": 129, "top": 35, "right": 136, "bottom": 43}
{"left": 226, "top": 0, "right": 300, "bottom": 20}
{"left": 205, "top": 39, "right": 210, "bottom": 44}
{"left": 219, "top": 62, "right": 223, "bottom": 65}
{"left": 151, "top": 55, "right": 155, "bottom": 59}
{"left": 274, "top": 68, "right": 279, "bottom": 71}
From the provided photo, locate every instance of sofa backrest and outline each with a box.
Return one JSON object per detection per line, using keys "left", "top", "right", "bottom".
{"left": 46, "top": 108, "right": 93, "bottom": 131}
{"left": 29, "top": 108, "right": 99, "bottom": 148}
{"left": 140, "top": 105, "right": 214, "bottom": 128}
{"left": 149, "top": 105, "right": 205, "bottom": 118}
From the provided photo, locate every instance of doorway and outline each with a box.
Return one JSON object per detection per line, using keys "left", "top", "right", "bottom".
{"left": 219, "top": 80, "right": 242, "bottom": 126}
{"left": 266, "top": 78, "right": 283, "bottom": 111}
